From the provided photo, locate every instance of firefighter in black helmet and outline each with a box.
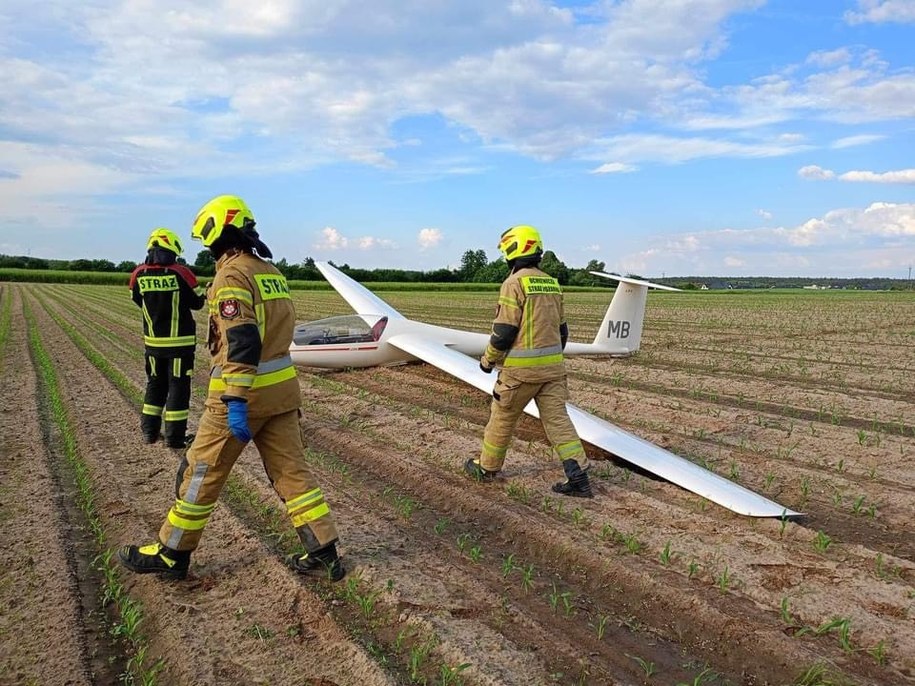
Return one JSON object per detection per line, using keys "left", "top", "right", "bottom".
{"left": 129, "top": 228, "right": 206, "bottom": 448}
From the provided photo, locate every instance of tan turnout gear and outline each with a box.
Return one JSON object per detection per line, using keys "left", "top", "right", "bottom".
{"left": 157, "top": 250, "right": 339, "bottom": 554}
{"left": 479, "top": 265, "right": 588, "bottom": 474}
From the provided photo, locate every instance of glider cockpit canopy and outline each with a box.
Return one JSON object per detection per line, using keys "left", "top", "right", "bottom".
{"left": 293, "top": 314, "right": 388, "bottom": 347}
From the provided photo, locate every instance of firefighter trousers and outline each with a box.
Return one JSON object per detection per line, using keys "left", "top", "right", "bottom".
{"left": 480, "top": 373, "right": 588, "bottom": 473}
{"left": 142, "top": 351, "right": 194, "bottom": 446}
{"left": 158, "top": 407, "right": 339, "bottom": 554}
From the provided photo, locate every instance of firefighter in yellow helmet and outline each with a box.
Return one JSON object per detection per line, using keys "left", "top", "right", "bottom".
{"left": 466, "top": 225, "right": 593, "bottom": 497}
{"left": 119, "top": 195, "right": 345, "bottom": 580}
{"left": 129, "top": 228, "right": 206, "bottom": 448}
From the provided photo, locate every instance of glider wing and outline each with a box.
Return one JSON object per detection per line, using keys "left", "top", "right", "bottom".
{"left": 388, "top": 332, "right": 800, "bottom": 518}
{"left": 315, "top": 261, "right": 406, "bottom": 320}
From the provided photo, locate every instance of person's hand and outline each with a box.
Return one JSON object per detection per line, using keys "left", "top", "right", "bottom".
{"left": 479, "top": 357, "right": 493, "bottom": 374}
{"left": 225, "top": 398, "right": 252, "bottom": 442}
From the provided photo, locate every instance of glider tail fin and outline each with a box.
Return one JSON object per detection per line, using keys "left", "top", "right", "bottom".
{"left": 589, "top": 273, "right": 680, "bottom": 355}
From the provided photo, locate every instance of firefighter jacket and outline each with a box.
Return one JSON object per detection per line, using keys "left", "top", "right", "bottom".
{"left": 482, "top": 266, "right": 569, "bottom": 383}
{"left": 206, "top": 250, "right": 300, "bottom": 418}
{"left": 129, "top": 263, "right": 205, "bottom": 355}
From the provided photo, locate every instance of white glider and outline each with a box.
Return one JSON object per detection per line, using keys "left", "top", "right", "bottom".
{"left": 291, "top": 262, "right": 800, "bottom": 519}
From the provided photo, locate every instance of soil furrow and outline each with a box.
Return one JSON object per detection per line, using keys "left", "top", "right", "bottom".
{"left": 0, "top": 286, "right": 99, "bottom": 686}
{"left": 27, "top": 285, "right": 398, "bottom": 686}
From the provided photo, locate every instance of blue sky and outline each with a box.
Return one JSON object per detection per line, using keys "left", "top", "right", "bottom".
{"left": 0, "top": 0, "right": 913, "bottom": 277}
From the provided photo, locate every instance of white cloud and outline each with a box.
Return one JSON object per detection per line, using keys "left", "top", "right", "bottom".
{"left": 806, "top": 48, "right": 852, "bottom": 68}
{"left": 314, "top": 226, "right": 395, "bottom": 251}
{"left": 756, "top": 209, "right": 772, "bottom": 220}
{"left": 417, "top": 228, "right": 443, "bottom": 250}
{"left": 314, "top": 227, "right": 348, "bottom": 250}
{"left": 590, "top": 162, "right": 637, "bottom": 174}
{"left": 839, "top": 169, "right": 915, "bottom": 184}
{"left": 798, "top": 165, "right": 836, "bottom": 180}
{"left": 617, "top": 203, "right": 915, "bottom": 276}
{"left": 798, "top": 165, "right": 915, "bottom": 184}
{"left": 588, "top": 134, "right": 810, "bottom": 165}
{"left": 831, "top": 134, "right": 885, "bottom": 148}
{"left": 845, "top": 0, "right": 915, "bottom": 24}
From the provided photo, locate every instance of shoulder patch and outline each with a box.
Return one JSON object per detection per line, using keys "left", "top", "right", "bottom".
{"left": 219, "top": 299, "right": 240, "bottom": 319}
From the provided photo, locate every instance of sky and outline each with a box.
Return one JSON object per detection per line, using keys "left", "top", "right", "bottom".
{"left": 0, "top": 0, "right": 913, "bottom": 278}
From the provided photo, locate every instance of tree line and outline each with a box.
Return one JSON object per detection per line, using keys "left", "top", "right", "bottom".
{"left": 1, "top": 251, "right": 912, "bottom": 290}
{"left": 0, "top": 250, "right": 615, "bottom": 287}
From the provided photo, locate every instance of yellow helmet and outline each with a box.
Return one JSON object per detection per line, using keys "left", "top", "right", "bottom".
{"left": 498, "top": 225, "right": 543, "bottom": 261}
{"left": 146, "top": 227, "right": 183, "bottom": 256}
{"left": 191, "top": 194, "right": 256, "bottom": 247}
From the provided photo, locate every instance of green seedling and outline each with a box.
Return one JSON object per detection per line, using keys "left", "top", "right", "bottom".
{"left": 520, "top": 564, "right": 535, "bottom": 593}
{"left": 434, "top": 517, "right": 450, "bottom": 535}
{"left": 245, "top": 624, "right": 275, "bottom": 642}
{"left": 813, "top": 530, "right": 832, "bottom": 553}
{"left": 622, "top": 532, "right": 642, "bottom": 555}
{"left": 676, "top": 667, "right": 715, "bottom": 686}
{"left": 687, "top": 560, "right": 700, "bottom": 579}
{"left": 659, "top": 541, "right": 673, "bottom": 566}
{"left": 627, "top": 654, "right": 656, "bottom": 679}
{"left": 780, "top": 597, "right": 794, "bottom": 626}
{"left": 440, "top": 662, "right": 471, "bottom": 686}
{"left": 506, "top": 481, "right": 532, "bottom": 504}
{"left": 715, "top": 566, "right": 731, "bottom": 593}
{"left": 501, "top": 554, "right": 517, "bottom": 577}
{"left": 594, "top": 614, "right": 609, "bottom": 641}
{"left": 868, "top": 639, "right": 888, "bottom": 666}
{"left": 571, "top": 507, "right": 586, "bottom": 527}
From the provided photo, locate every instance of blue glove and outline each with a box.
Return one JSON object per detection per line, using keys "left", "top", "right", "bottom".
{"left": 225, "top": 398, "right": 252, "bottom": 443}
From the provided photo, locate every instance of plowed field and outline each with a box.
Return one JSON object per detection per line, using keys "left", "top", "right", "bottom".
{"left": 1, "top": 282, "right": 912, "bottom": 686}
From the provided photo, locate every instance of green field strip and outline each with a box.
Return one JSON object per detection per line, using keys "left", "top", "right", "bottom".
{"left": 23, "top": 294, "right": 164, "bottom": 685}
{"left": 0, "top": 284, "right": 12, "bottom": 367}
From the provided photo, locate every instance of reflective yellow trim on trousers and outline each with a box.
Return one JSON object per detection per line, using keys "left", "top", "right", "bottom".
{"left": 144, "top": 335, "right": 196, "bottom": 347}
{"left": 556, "top": 440, "right": 585, "bottom": 459}
{"left": 286, "top": 488, "right": 323, "bottom": 512}
{"left": 173, "top": 499, "right": 215, "bottom": 516}
{"left": 143, "top": 404, "right": 163, "bottom": 416}
{"left": 164, "top": 409, "right": 189, "bottom": 421}
{"left": 291, "top": 502, "right": 331, "bottom": 528}
{"left": 209, "top": 365, "right": 296, "bottom": 392}
{"left": 482, "top": 440, "right": 508, "bottom": 459}
{"left": 502, "top": 353, "right": 564, "bottom": 367}
{"left": 167, "top": 509, "right": 210, "bottom": 531}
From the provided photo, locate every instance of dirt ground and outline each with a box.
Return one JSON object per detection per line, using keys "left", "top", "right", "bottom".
{"left": 1, "top": 282, "right": 913, "bottom": 686}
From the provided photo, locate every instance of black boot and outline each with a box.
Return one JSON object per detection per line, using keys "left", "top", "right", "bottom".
{"left": 118, "top": 541, "right": 190, "bottom": 579}
{"left": 141, "top": 416, "right": 161, "bottom": 444}
{"left": 552, "top": 459, "right": 593, "bottom": 498}
{"left": 464, "top": 458, "right": 498, "bottom": 482}
{"left": 165, "top": 431, "right": 194, "bottom": 450}
{"left": 285, "top": 542, "right": 345, "bottom": 581}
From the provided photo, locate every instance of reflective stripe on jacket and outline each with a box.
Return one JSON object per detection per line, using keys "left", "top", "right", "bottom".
{"left": 205, "top": 251, "right": 300, "bottom": 416}
{"left": 483, "top": 267, "right": 567, "bottom": 381}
